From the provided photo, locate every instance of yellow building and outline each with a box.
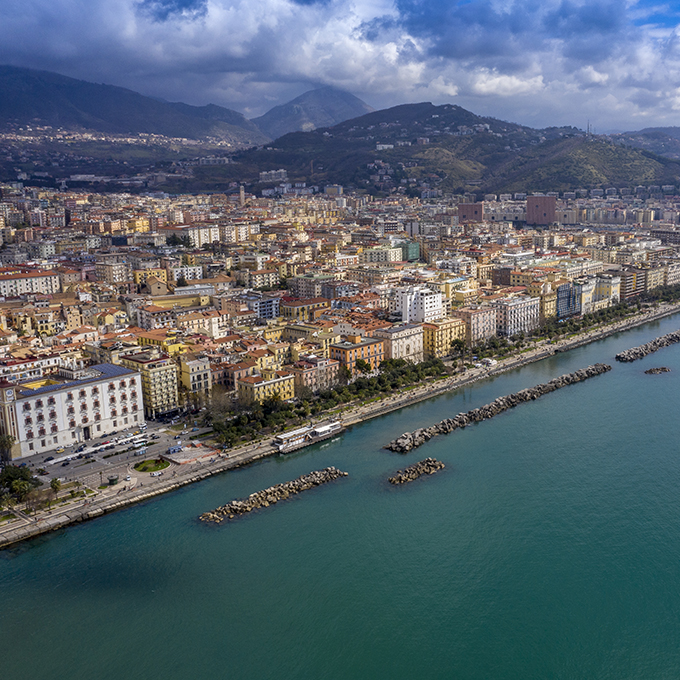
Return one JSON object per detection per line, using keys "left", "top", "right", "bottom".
{"left": 133, "top": 268, "right": 168, "bottom": 285}
{"left": 136, "top": 330, "right": 187, "bottom": 357}
{"left": 120, "top": 350, "right": 179, "bottom": 418}
{"left": 127, "top": 218, "right": 150, "bottom": 233}
{"left": 422, "top": 317, "right": 466, "bottom": 359}
{"left": 237, "top": 370, "right": 295, "bottom": 404}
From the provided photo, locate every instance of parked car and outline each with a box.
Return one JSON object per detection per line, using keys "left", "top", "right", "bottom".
{"left": 61, "top": 461, "right": 70, "bottom": 467}
{"left": 56, "top": 447, "right": 65, "bottom": 453}
{"left": 44, "top": 456, "right": 54, "bottom": 462}
{"left": 191, "top": 427, "right": 199, "bottom": 432}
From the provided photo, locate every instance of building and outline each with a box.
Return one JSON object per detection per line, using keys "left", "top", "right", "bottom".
{"left": 422, "top": 317, "right": 466, "bottom": 359}
{"left": 329, "top": 335, "right": 384, "bottom": 377}
{"left": 452, "top": 307, "right": 497, "bottom": 346}
{"left": 458, "top": 203, "right": 484, "bottom": 223}
{"left": 281, "top": 297, "right": 330, "bottom": 322}
{"left": 490, "top": 296, "right": 541, "bottom": 337}
{"left": 373, "top": 324, "right": 424, "bottom": 363}
{"left": 179, "top": 355, "right": 212, "bottom": 402}
{"left": 96, "top": 261, "right": 131, "bottom": 285}
{"left": 0, "top": 268, "right": 61, "bottom": 297}
{"left": 395, "top": 286, "right": 444, "bottom": 323}
{"left": 288, "top": 356, "right": 340, "bottom": 396}
{"left": 237, "top": 370, "right": 295, "bottom": 404}
{"left": 0, "top": 362, "right": 143, "bottom": 460}
{"left": 526, "top": 196, "right": 556, "bottom": 225}
{"left": 120, "top": 351, "right": 179, "bottom": 419}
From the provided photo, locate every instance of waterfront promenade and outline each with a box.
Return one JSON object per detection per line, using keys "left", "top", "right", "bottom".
{"left": 1, "top": 301, "right": 679, "bottom": 549}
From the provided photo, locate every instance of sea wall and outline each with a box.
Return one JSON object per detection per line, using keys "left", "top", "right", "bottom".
{"left": 388, "top": 458, "right": 445, "bottom": 484}
{"left": 385, "top": 363, "right": 612, "bottom": 453}
{"left": 615, "top": 330, "right": 680, "bottom": 362}
{"left": 199, "top": 467, "right": 348, "bottom": 523}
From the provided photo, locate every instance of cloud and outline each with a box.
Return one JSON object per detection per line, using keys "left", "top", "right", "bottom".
{"left": 1, "top": 0, "right": 680, "bottom": 130}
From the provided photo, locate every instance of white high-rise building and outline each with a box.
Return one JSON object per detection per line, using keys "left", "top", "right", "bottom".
{"left": 395, "top": 286, "right": 444, "bottom": 324}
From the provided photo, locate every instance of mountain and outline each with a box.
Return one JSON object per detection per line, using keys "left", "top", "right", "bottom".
{"left": 251, "top": 87, "right": 373, "bottom": 140}
{"left": 610, "top": 127, "right": 680, "bottom": 159}
{"left": 0, "top": 65, "right": 269, "bottom": 146}
{"left": 210, "top": 102, "right": 680, "bottom": 194}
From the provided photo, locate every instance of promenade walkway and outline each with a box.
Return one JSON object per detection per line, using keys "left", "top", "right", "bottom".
{"left": 2, "top": 302, "right": 678, "bottom": 549}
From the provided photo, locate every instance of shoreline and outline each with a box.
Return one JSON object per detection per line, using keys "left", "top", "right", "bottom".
{"left": 2, "top": 301, "right": 680, "bottom": 550}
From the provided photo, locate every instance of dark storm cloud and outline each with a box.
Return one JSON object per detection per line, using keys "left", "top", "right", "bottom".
{"left": 0, "top": 0, "right": 679, "bottom": 129}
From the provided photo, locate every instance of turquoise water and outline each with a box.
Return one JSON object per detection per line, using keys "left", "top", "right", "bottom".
{"left": 3, "top": 317, "right": 680, "bottom": 679}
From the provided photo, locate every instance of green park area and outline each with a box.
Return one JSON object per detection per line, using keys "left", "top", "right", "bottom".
{"left": 134, "top": 459, "right": 170, "bottom": 473}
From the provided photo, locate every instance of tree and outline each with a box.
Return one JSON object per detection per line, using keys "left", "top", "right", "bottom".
{"left": 50, "top": 478, "right": 62, "bottom": 497}
{"left": 355, "top": 359, "right": 371, "bottom": 374}
{"left": 0, "top": 433, "right": 15, "bottom": 462}
{"left": 11, "top": 479, "right": 31, "bottom": 502}
{"left": 176, "top": 275, "right": 189, "bottom": 287}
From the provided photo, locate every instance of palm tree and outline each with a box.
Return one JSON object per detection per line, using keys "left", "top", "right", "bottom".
{"left": 0, "top": 433, "right": 15, "bottom": 463}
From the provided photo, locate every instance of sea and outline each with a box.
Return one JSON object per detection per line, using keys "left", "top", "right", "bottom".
{"left": 3, "top": 315, "right": 680, "bottom": 680}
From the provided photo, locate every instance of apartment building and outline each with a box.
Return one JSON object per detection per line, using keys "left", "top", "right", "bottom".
{"left": 373, "top": 324, "right": 424, "bottom": 363}
{"left": 0, "top": 362, "right": 143, "bottom": 460}
{"left": 422, "top": 317, "right": 466, "bottom": 359}
{"left": 120, "top": 351, "right": 179, "bottom": 418}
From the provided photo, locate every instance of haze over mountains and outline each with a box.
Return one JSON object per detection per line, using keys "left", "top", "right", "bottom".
{"left": 3, "top": 64, "right": 680, "bottom": 194}
{"left": 0, "top": 65, "right": 372, "bottom": 145}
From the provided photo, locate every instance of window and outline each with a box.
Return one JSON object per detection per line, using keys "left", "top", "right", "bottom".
{"left": 92, "top": 387, "right": 99, "bottom": 395}
{"left": 72, "top": 432, "right": 77, "bottom": 439}
{"left": 28, "top": 443, "right": 33, "bottom": 450}
{"left": 82, "top": 416, "right": 88, "bottom": 424}
{"left": 108, "top": 383, "right": 115, "bottom": 392}
{"left": 113, "top": 420, "right": 117, "bottom": 427}
{"left": 69, "top": 420, "right": 76, "bottom": 429}
{"left": 121, "top": 394, "right": 127, "bottom": 401}
{"left": 36, "top": 399, "right": 43, "bottom": 408}
{"left": 26, "top": 430, "right": 33, "bottom": 439}
{"left": 81, "top": 403, "right": 87, "bottom": 412}
{"left": 111, "top": 409, "right": 117, "bottom": 417}
{"left": 97, "top": 424, "right": 101, "bottom": 431}
{"left": 49, "top": 411, "right": 56, "bottom": 419}
{"left": 38, "top": 427, "right": 45, "bottom": 436}
{"left": 109, "top": 396, "right": 116, "bottom": 404}
{"left": 51, "top": 425, "right": 58, "bottom": 433}
{"left": 94, "top": 413, "right": 101, "bottom": 421}
{"left": 41, "top": 440, "right": 46, "bottom": 447}
{"left": 67, "top": 406, "right": 75, "bottom": 415}
{"left": 37, "top": 414, "right": 44, "bottom": 423}
{"left": 47, "top": 397, "right": 55, "bottom": 406}
{"left": 23, "top": 403, "right": 31, "bottom": 411}
{"left": 79, "top": 390, "right": 86, "bottom": 398}
{"left": 24, "top": 416, "right": 32, "bottom": 426}
{"left": 66, "top": 392, "right": 73, "bottom": 401}
{"left": 120, "top": 380, "right": 126, "bottom": 388}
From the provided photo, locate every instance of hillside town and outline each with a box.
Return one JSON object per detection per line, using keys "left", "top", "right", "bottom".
{"left": 0, "top": 180, "right": 680, "bottom": 461}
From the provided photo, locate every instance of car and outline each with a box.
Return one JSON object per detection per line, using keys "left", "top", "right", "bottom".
{"left": 61, "top": 461, "right": 70, "bottom": 467}
{"left": 191, "top": 427, "right": 199, "bottom": 432}
{"left": 44, "top": 456, "right": 54, "bottom": 462}
{"left": 38, "top": 468, "right": 48, "bottom": 475}
{"left": 125, "top": 475, "right": 131, "bottom": 481}
{"left": 150, "top": 471, "right": 163, "bottom": 477}
{"left": 174, "top": 435, "right": 181, "bottom": 439}
{"left": 56, "top": 447, "right": 65, "bottom": 453}
{"left": 133, "top": 430, "right": 140, "bottom": 435}
{"left": 76, "top": 454, "right": 83, "bottom": 459}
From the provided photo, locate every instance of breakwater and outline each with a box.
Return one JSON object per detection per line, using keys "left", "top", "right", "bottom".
{"left": 385, "top": 363, "right": 612, "bottom": 453}
{"left": 199, "top": 467, "right": 348, "bottom": 523}
{"left": 615, "top": 330, "right": 680, "bottom": 362}
{"left": 388, "top": 458, "right": 445, "bottom": 484}
{"left": 645, "top": 367, "right": 671, "bottom": 374}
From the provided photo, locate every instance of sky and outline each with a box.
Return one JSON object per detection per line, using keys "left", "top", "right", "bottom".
{"left": 3, "top": 0, "right": 680, "bottom": 130}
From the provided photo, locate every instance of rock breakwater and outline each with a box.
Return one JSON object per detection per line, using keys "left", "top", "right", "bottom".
{"left": 199, "top": 467, "right": 348, "bottom": 523}
{"left": 645, "top": 366, "right": 671, "bottom": 374}
{"left": 385, "top": 363, "right": 611, "bottom": 453}
{"left": 388, "top": 458, "right": 445, "bottom": 484}
{"left": 615, "top": 330, "right": 680, "bottom": 362}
